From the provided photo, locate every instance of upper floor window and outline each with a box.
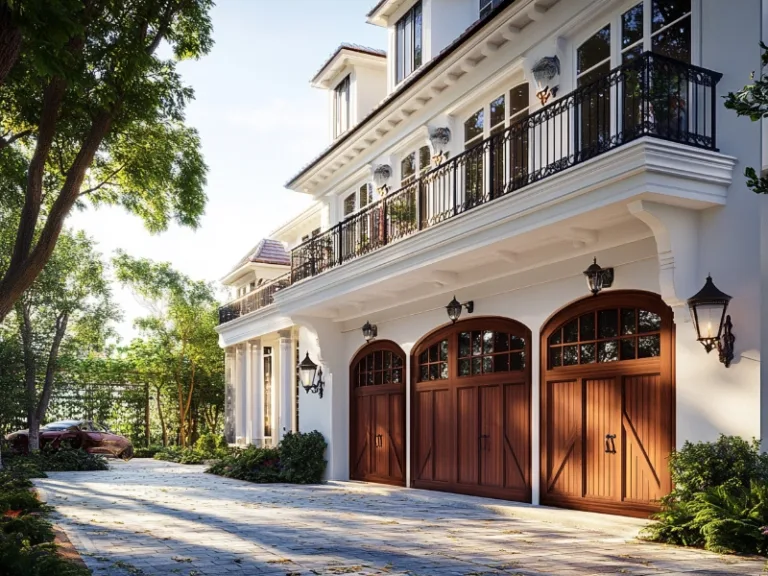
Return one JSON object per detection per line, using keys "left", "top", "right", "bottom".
{"left": 479, "top": 0, "right": 503, "bottom": 19}
{"left": 343, "top": 183, "right": 373, "bottom": 217}
{"left": 334, "top": 75, "right": 350, "bottom": 138}
{"left": 400, "top": 145, "right": 431, "bottom": 186}
{"left": 395, "top": 1, "right": 422, "bottom": 84}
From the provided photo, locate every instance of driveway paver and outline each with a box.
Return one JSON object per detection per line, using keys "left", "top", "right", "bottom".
{"left": 34, "top": 459, "right": 766, "bottom": 576}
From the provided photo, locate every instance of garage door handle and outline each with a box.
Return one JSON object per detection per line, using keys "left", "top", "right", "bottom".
{"left": 375, "top": 434, "right": 383, "bottom": 448}
{"left": 605, "top": 434, "right": 617, "bottom": 454}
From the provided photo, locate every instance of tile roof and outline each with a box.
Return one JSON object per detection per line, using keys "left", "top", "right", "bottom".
{"left": 312, "top": 43, "right": 387, "bottom": 85}
{"left": 235, "top": 239, "right": 291, "bottom": 268}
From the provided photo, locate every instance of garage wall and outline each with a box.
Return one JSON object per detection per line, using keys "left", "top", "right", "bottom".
{"left": 299, "top": 237, "right": 761, "bottom": 500}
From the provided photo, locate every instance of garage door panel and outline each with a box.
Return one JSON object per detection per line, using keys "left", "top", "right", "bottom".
{"left": 433, "top": 388, "right": 452, "bottom": 482}
{"left": 623, "top": 373, "right": 667, "bottom": 503}
{"left": 480, "top": 385, "right": 502, "bottom": 487}
{"left": 585, "top": 378, "right": 620, "bottom": 501}
{"left": 503, "top": 382, "right": 529, "bottom": 491}
{"left": 546, "top": 379, "right": 582, "bottom": 498}
{"left": 389, "top": 392, "right": 405, "bottom": 480}
{"left": 353, "top": 395, "right": 371, "bottom": 479}
{"left": 456, "top": 386, "right": 478, "bottom": 485}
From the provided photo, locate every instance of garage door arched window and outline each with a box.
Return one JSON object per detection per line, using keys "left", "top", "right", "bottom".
{"left": 350, "top": 341, "right": 406, "bottom": 486}
{"left": 354, "top": 347, "right": 404, "bottom": 387}
{"left": 412, "top": 317, "right": 532, "bottom": 503}
{"left": 547, "top": 306, "right": 662, "bottom": 368}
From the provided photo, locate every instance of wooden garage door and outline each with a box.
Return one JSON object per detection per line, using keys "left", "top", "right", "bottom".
{"left": 412, "top": 318, "right": 531, "bottom": 502}
{"left": 350, "top": 341, "right": 406, "bottom": 486}
{"left": 540, "top": 291, "right": 674, "bottom": 518}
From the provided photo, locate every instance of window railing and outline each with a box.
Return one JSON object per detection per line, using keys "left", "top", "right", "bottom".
{"left": 218, "top": 273, "right": 290, "bottom": 324}
{"left": 290, "top": 53, "right": 721, "bottom": 285}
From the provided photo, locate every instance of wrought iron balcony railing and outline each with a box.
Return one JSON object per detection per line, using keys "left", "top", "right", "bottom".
{"left": 289, "top": 52, "right": 722, "bottom": 284}
{"left": 218, "top": 273, "right": 290, "bottom": 324}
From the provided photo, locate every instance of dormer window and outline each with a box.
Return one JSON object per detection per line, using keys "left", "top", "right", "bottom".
{"left": 395, "top": 1, "right": 422, "bottom": 84}
{"left": 334, "top": 75, "right": 351, "bottom": 138}
{"left": 479, "top": 0, "right": 504, "bottom": 18}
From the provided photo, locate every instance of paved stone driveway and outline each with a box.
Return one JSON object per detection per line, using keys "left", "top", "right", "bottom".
{"left": 35, "top": 459, "right": 765, "bottom": 576}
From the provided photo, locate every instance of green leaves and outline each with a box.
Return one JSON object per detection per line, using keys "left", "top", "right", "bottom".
{"left": 724, "top": 42, "right": 768, "bottom": 195}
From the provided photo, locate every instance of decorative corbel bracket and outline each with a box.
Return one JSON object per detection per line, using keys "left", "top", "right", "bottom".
{"left": 628, "top": 200, "right": 700, "bottom": 320}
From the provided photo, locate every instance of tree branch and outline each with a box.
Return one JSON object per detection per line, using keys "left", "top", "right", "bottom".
{"left": 0, "top": 129, "right": 32, "bottom": 150}
{"left": 79, "top": 163, "right": 126, "bottom": 197}
{"left": 146, "top": 3, "right": 177, "bottom": 55}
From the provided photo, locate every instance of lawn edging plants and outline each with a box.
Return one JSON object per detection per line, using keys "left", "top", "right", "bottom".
{"left": 153, "top": 433, "right": 231, "bottom": 464}
{"left": 642, "top": 435, "right": 768, "bottom": 555}
{"left": 0, "top": 447, "right": 100, "bottom": 575}
{"left": 207, "top": 430, "right": 327, "bottom": 484}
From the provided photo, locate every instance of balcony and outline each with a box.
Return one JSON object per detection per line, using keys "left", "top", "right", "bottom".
{"left": 219, "top": 53, "right": 722, "bottom": 326}
{"left": 218, "top": 273, "right": 290, "bottom": 324}
{"left": 291, "top": 52, "right": 721, "bottom": 283}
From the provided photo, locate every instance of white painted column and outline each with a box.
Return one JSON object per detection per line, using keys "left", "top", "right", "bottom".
{"left": 278, "top": 330, "right": 294, "bottom": 440}
{"left": 224, "top": 348, "right": 235, "bottom": 444}
{"left": 530, "top": 332, "right": 541, "bottom": 506}
{"left": 235, "top": 344, "right": 247, "bottom": 444}
{"left": 251, "top": 340, "right": 264, "bottom": 445}
{"left": 246, "top": 339, "right": 262, "bottom": 445}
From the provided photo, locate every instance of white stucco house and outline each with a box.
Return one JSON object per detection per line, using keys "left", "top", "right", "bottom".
{"left": 217, "top": 0, "right": 768, "bottom": 518}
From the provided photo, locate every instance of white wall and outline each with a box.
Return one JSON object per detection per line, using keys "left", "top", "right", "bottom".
{"left": 354, "top": 66, "right": 387, "bottom": 125}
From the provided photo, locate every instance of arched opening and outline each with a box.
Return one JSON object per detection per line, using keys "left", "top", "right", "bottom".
{"left": 411, "top": 317, "right": 532, "bottom": 502}
{"left": 540, "top": 290, "right": 675, "bottom": 517}
{"left": 349, "top": 340, "right": 406, "bottom": 486}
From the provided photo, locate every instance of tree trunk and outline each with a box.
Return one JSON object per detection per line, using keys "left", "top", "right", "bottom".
{"left": 34, "top": 313, "right": 68, "bottom": 430}
{"left": 0, "top": 3, "right": 22, "bottom": 88}
{"left": 155, "top": 386, "right": 167, "bottom": 447}
{"left": 18, "top": 303, "right": 39, "bottom": 451}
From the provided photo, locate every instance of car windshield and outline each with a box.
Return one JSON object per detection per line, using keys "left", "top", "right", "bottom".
{"left": 42, "top": 421, "right": 80, "bottom": 431}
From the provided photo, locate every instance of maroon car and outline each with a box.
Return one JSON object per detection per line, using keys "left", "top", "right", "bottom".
{"left": 5, "top": 420, "right": 134, "bottom": 460}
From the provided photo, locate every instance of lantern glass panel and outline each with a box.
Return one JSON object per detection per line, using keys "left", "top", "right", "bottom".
{"left": 693, "top": 302, "right": 726, "bottom": 340}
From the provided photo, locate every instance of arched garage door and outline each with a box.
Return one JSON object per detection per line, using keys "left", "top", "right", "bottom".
{"left": 412, "top": 317, "right": 531, "bottom": 502}
{"left": 540, "top": 291, "right": 675, "bottom": 517}
{"left": 350, "top": 341, "right": 406, "bottom": 486}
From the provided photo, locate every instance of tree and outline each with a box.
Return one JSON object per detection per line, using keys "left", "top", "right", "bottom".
{"left": 8, "top": 229, "right": 119, "bottom": 451}
{"left": 724, "top": 42, "right": 768, "bottom": 195}
{"left": 0, "top": 0, "right": 212, "bottom": 323}
{"left": 113, "top": 253, "right": 222, "bottom": 447}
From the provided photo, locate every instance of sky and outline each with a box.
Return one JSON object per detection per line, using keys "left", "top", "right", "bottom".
{"left": 69, "top": 0, "right": 387, "bottom": 342}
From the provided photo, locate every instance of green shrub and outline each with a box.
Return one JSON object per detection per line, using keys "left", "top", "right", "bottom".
{"left": 0, "top": 533, "right": 91, "bottom": 576}
{"left": 194, "top": 433, "right": 220, "bottom": 455}
{"left": 1, "top": 515, "right": 55, "bottom": 546}
{"left": 206, "top": 431, "right": 327, "bottom": 485}
{"left": 279, "top": 431, "right": 327, "bottom": 484}
{"left": 0, "top": 489, "right": 45, "bottom": 515}
{"left": 643, "top": 435, "right": 768, "bottom": 555}
{"left": 206, "top": 446, "right": 282, "bottom": 483}
{"left": 154, "top": 446, "right": 206, "bottom": 464}
{"left": 133, "top": 445, "right": 163, "bottom": 458}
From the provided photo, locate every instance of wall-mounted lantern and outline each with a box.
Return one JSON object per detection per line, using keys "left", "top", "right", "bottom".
{"left": 583, "top": 258, "right": 614, "bottom": 296}
{"left": 531, "top": 55, "right": 561, "bottom": 105}
{"left": 687, "top": 275, "right": 735, "bottom": 367}
{"left": 373, "top": 164, "right": 392, "bottom": 194}
{"left": 298, "top": 352, "right": 325, "bottom": 398}
{"left": 362, "top": 321, "right": 378, "bottom": 343}
{"left": 446, "top": 296, "right": 474, "bottom": 323}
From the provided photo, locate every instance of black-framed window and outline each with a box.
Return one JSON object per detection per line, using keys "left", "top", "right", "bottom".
{"left": 395, "top": 1, "right": 422, "bottom": 84}
{"left": 334, "top": 75, "right": 350, "bottom": 138}
{"left": 479, "top": 0, "right": 504, "bottom": 18}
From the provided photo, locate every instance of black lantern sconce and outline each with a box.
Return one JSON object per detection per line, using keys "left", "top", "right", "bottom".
{"left": 362, "top": 321, "right": 378, "bottom": 343}
{"left": 687, "top": 275, "right": 735, "bottom": 368}
{"left": 298, "top": 352, "right": 325, "bottom": 398}
{"left": 583, "top": 258, "right": 614, "bottom": 296}
{"left": 446, "top": 296, "right": 474, "bottom": 323}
